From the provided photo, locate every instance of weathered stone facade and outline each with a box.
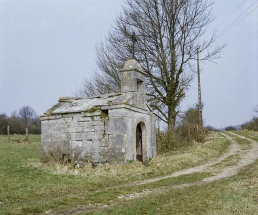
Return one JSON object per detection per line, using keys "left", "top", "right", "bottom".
{"left": 41, "top": 59, "right": 156, "bottom": 165}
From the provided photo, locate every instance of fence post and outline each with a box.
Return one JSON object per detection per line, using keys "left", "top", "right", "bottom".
{"left": 25, "top": 128, "right": 29, "bottom": 141}
{"left": 7, "top": 126, "right": 10, "bottom": 143}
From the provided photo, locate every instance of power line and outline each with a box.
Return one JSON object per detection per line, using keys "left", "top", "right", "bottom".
{"left": 217, "top": 0, "right": 258, "bottom": 38}
{"left": 213, "top": 0, "right": 248, "bottom": 31}
{"left": 218, "top": 0, "right": 258, "bottom": 37}
{"left": 220, "top": 3, "right": 258, "bottom": 37}
{"left": 238, "top": 4, "right": 258, "bottom": 22}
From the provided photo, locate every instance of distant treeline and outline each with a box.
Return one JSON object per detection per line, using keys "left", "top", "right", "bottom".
{"left": 0, "top": 106, "right": 41, "bottom": 135}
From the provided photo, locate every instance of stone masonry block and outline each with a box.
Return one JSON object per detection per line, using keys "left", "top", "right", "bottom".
{"left": 84, "top": 131, "right": 95, "bottom": 140}
{"left": 87, "top": 120, "right": 103, "bottom": 127}
{"left": 93, "top": 138, "right": 105, "bottom": 147}
{"left": 77, "top": 117, "right": 88, "bottom": 122}
{"left": 106, "top": 117, "right": 127, "bottom": 134}
{"left": 109, "top": 134, "right": 125, "bottom": 148}
{"left": 70, "top": 141, "right": 83, "bottom": 148}
{"left": 52, "top": 126, "right": 66, "bottom": 133}
{"left": 75, "top": 122, "right": 87, "bottom": 127}
{"left": 84, "top": 128, "right": 95, "bottom": 132}
{"left": 40, "top": 114, "right": 62, "bottom": 121}
{"left": 94, "top": 125, "right": 105, "bottom": 138}
{"left": 102, "top": 138, "right": 109, "bottom": 147}
{"left": 70, "top": 133, "right": 83, "bottom": 141}
{"left": 108, "top": 109, "right": 120, "bottom": 117}
{"left": 68, "top": 127, "right": 83, "bottom": 133}
{"left": 62, "top": 113, "right": 77, "bottom": 118}
{"left": 81, "top": 111, "right": 101, "bottom": 117}
{"left": 125, "top": 135, "right": 134, "bottom": 161}
{"left": 82, "top": 140, "right": 93, "bottom": 149}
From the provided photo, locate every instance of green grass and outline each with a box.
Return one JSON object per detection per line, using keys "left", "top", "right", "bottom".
{"left": 235, "top": 138, "right": 252, "bottom": 150}
{"left": 209, "top": 154, "right": 241, "bottom": 170}
{"left": 233, "top": 130, "right": 258, "bottom": 142}
{"left": 0, "top": 132, "right": 252, "bottom": 215}
{"left": 90, "top": 160, "right": 258, "bottom": 215}
{"left": 224, "top": 131, "right": 252, "bottom": 150}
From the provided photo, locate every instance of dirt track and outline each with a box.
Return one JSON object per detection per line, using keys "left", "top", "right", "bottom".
{"left": 53, "top": 132, "right": 258, "bottom": 214}
{"left": 119, "top": 132, "right": 258, "bottom": 199}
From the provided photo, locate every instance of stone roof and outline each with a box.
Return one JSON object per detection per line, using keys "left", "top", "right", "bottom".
{"left": 120, "top": 59, "right": 146, "bottom": 75}
{"left": 44, "top": 92, "right": 134, "bottom": 115}
{"left": 43, "top": 59, "right": 152, "bottom": 116}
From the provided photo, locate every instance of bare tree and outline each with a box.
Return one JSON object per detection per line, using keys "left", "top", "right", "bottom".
{"left": 254, "top": 104, "right": 258, "bottom": 114}
{"left": 78, "top": 69, "right": 121, "bottom": 97}
{"left": 18, "top": 106, "right": 37, "bottom": 126}
{"left": 79, "top": 0, "right": 224, "bottom": 130}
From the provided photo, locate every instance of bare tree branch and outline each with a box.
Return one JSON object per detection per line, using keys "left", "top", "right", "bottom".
{"left": 77, "top": 0, "right": 224, "bottom": 130}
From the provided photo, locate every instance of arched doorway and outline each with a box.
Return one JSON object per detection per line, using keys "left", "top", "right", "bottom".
{"left": 136, "top": 123, "right": 143, "bottom": 162}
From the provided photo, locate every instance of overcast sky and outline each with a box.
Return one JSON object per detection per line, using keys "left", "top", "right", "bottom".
{"left": 0, "top": 0, "right": 257, "bottom": 129}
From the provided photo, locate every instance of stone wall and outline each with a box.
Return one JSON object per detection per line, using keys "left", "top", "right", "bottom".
{"left": 41, "top": 106, "right": 156, "bottom": 165}
{"left": 106, "top": 106, "right": 156, "bottom": 164}
{"left": 41, "top": 110, "right": 108, "bottom": 163}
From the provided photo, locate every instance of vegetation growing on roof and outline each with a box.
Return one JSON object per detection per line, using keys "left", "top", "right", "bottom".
{"left": 88, "top": 106, "right": 101, "bottom": 113}
{"left": 45, "top": 109, "right": 53, "bottom": 116}
{"left": 100, "top": 110, "right": 109, "bottom": 119}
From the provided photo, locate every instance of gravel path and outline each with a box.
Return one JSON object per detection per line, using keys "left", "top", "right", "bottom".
{"left": 136, "top": 132, "right": 241, "bottom": 186}
{"left": 119, "top": 132, "right": 258, "bottom": 199}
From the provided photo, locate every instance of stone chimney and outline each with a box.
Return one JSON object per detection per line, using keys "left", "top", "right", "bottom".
{"left": 120, "top": 59, "right": 146, "bottom": 109}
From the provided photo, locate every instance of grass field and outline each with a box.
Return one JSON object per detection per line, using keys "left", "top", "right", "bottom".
{"left": 0, "top": 132, "right": 258, "bottom": 214}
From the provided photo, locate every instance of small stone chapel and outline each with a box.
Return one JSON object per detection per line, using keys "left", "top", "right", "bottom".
{"left": 41, "top": 59, "right": 156, "bottom": 165}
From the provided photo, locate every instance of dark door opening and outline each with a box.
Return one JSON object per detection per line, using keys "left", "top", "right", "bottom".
{"left": 136, "top": 124, "right": 143, "bottom": 162}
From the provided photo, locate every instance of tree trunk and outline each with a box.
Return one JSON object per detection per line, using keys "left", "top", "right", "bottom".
{"left": 168, "top": 104, "right": 176, "bottom": 132}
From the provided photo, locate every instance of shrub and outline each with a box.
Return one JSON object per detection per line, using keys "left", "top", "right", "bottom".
{"left": 156, "top": 125, "right": 207, "bottom": 153}
{"left": 156, "top": 105, "right": 208, "bottom": 153}
{"left": 156, "top": 129, "right": 187, "bottom": 152}
{"left": 242, "top": 117, "right": 258, "bottom": 131}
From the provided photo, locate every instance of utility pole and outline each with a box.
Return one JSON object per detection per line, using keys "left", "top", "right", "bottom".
{"left": 197, "top": 48, "right": 203, "bottom": 126}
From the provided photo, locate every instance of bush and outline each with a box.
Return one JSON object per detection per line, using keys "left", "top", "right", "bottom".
{"left": 242, "top": 117, "right": 258, "bottom": 131}
{"left": 177, "top": 123, "right": 207, "bottom": 143}
{"left": 156, "top": 125, "right": 208, "bottom": 153}
{"left": 156, "top": 105, "right": 208, "bottom": 153}
{"left": 156, "top": 129, "right": 187, "bottom": 152}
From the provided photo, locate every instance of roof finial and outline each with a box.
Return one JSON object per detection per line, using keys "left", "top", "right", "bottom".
{"left": 131, "top": 32, "right": 137, "bottom": 59}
